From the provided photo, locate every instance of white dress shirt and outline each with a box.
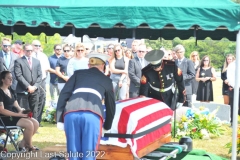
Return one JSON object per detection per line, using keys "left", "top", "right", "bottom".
{"left": 32, "top": 52, "right": 50, "bottom": 79}
{"left": 227, "top": 61, "right": 235, "bottom": 87}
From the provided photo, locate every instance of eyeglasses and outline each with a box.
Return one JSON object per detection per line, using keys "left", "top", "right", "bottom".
{"left": 25, "top": 50, "right": 33, "bottom": 52}
{"left": 115, "top": 49, "right": 121, "bottom": 52}
{"left": 64, "top": 50, "right": 70, "bottom": 52}
{"left": 55, "top": 49, "right": 62, "bottom": 51}
{"left": 203, "top": 60, "right": 209, "bottom": 62}
{"left": 77, "top": 50, "right": 84, "bottom": 52}
{"left": 3, "top": 45, "right": 11, "bottom": 48}
{"left": 176, "top": 51, "right": 183, "bottom": 54}
{"left": 192, "top": 55, "right": 198, "bottom": 57}
{"left": 34, "top": 45, "right": 41, "bottom": 47}
{"left": 138, "top": 51, "right": 146, "bottom": 53}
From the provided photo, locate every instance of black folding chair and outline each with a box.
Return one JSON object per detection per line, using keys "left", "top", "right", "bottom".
{"left": 0, "top": 116, "right": 23, "bottom": 152}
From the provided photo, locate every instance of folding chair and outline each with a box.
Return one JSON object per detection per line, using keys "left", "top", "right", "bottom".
{"left": 0, "top": 116, "right": 23, "bottom": 152}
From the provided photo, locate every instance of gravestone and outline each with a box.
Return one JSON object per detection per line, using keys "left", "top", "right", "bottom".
{"left": 192, "top": 102, "right": 230, "bottom": 122}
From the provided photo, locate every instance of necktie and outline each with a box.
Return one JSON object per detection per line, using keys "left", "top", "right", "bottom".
{"left": 140, "top": 58, "right": 145, "bottom": 68}
{"left": 178, "top": 60, "right": 182, "bottom": 66}
{"left": 5, "top": 53, "right": 10, "bottom": 69}
{"left": 28, "top": 57, "right": 32, "bottom": 69}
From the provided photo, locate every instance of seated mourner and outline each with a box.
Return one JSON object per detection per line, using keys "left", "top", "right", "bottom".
{"left": 0, "top": 71, "right": 39, "bottom": 152}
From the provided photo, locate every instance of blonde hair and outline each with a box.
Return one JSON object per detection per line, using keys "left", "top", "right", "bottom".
{"left": 125, "top": 49, "right": 133, "bottom": 59}
{"left": 190, "top": 51, "right": 200, "bottom": 61}
{"left": 2, "top": 37, "right": 11, "bottom": 44}
{"left": 222, "top": 54, "right": 235, "bottom": 73}
{"left": 74, "top": 43, "right": 85, "bottom": 57}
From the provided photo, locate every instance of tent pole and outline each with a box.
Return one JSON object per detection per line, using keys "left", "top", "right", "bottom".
{"left": 72, "top": 26, "right": 75, "bottom": 36}
{"left": 132, "top": 29, "right": 136, "bottom": 39}
{"left": 231, "top": 30, "right": 240, "bottom": 160}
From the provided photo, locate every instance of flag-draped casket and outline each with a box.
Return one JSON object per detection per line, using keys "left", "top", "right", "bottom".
{"left": 100, "top": 97, "right": 173, "bottom": 158}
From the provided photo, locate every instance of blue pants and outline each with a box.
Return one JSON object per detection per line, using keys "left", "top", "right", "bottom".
{"left": 64, "top": 111, "right": 102, "bottom": 160}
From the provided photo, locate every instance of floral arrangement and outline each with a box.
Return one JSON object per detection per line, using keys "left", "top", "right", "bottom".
{"left": 225, "top": 116, "right": 240, "bottom": 155}
{"left": 42, "top": 106, "right": 56, "bottom": 124}
{"left": 172, "top": 106, "right": 224, "bottom": 139}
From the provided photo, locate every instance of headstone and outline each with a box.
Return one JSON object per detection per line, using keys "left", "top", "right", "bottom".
{"left": 193, "top": 102, "right": 230, "bottom": 122}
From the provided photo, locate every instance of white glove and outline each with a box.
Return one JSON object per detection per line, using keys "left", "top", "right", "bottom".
{"left": 102, "top": 128, "right": 108, "bottom": 137}
{"left": 176, "top": 103, "right": 183, "bottom": 109}
{"left": 57, "top": 122, "right": 64, "bottom": 131}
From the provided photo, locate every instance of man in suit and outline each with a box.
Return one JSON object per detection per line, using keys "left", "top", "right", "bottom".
{"left": 0, "top": 37, "right": 19, "bottom": 90}
{"left": 174, "top": 44, "right": 195, "bottom": 107}
{"left": 32, "top": 40, "right": 54, "bottom": 124}
{"left": 14, "top": 44, "right": 42, "bottom": 120}
{"left": 57, "top": 53, "right": 115, "bottom": 160}
{"left": 128, "top": 43, "right": 148, "bottom": 98}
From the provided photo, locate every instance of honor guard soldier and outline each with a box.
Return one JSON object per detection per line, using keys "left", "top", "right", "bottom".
{"left": 56, "top": 53, "right": 115, "bottom": 160}
{"left": 139, "top": 50, "right": 185, "bottom": 109}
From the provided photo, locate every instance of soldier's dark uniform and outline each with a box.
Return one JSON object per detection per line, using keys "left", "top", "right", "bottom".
{"left": 139, "top": 51, "right": 185, "bottom": 108}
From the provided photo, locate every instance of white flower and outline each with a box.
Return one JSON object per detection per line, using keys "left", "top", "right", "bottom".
{"left": 201, "top": 72, "right": 205, "bottom": 77}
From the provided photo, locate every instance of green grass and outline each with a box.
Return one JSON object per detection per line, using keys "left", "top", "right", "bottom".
{"left": 9, "top": 78, "right": 233, "bottom": 159}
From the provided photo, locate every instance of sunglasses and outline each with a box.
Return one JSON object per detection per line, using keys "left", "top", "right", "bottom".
{"left": 3, "top": 45, "right": 11, "bottom": 48}
{"left": 203, "top": 60, "right": 209, "bottom": 62}
{"left": 64, "top": 50, "right": 70, "bottom": 52}
{"left": 108, "top": 47, "right": 114, "bottom": 50}
{"left": 192, "top": 55, "right": 198, "bottom": 57}
{"left": 25, "top": 50, "right": 33, "bottom": 52}
{"left": 77, "top": 50, "right": 84, "bottom": 52}
{"left": 85, "top": 48, "right": 89, "bottom": 50}
{"left": 115, "top": 49, "right": 121, "bottom": 52}
{"left": 138, "top": 51, "right": 145, "bottom": 53}
{"left": 34, "top": 45, "right": 41, "bottom": 47}
{"left": 55, "top": 49, "right": 62, "bottom": 51}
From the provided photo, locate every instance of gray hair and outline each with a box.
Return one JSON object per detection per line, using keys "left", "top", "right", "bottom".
{"left": 174, "top": 44, "right": 185, "bottom": 53}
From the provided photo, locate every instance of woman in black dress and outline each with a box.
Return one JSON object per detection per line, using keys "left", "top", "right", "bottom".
{"left": 221, "top": 54, "right": 235, "bottom": 104}
{"left": 0, "top": 71, "right": 39, "bottom": 151}
{"left": 196, "top": 55, "right": 217, "bottom": 102}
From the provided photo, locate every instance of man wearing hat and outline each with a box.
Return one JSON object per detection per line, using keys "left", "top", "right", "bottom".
{"left": 139, "top": 50, "right": 186, "bottom": 109}
{"left": 56, "top": 53, "right": 115, "bottom": 160}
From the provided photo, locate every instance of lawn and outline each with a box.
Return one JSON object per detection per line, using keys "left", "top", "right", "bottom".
{"left": 28, "top": 78, "right": 234, "bottom": 159}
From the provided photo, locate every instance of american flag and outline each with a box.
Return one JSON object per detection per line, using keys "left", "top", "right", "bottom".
{"left": 100, "top": 97, "right": 173, "bottom": 158}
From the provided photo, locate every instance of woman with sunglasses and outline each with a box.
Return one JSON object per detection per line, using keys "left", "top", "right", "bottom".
{"left": 195, "top": 55, "right": 216, "bottom": 102}
{"left": 67, "top": 43, "right": 89, "bottom": 77}
{"left": 55, "top": 44, "right": 72, "bottom": 92}
{"left": 109, "top": 44, "right": 129, "bottom": 100}
{"left": 190, "top": 51, "right": 200, "bottom": 101}
{"left": 221, "top": 54, "right": 235, "bottom": 105}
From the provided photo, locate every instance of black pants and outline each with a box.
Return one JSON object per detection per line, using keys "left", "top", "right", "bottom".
{"left": 229, "top": 89, "right": 240, "bottom": 124}
{"left": 37, "top": 79, "right": 46, "bottom": 123}
{"left": 183, "top": 94, "right": 192, "bottom": 108}
{"left": 17, "top": 90, "right": 39, "bottom": 120}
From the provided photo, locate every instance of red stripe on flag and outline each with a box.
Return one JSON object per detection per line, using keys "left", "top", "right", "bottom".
{"left": 136, "top": 124, "right": 171, "bottom": 157}
{"left": 118, "top": 98, "right": 161, "bottom": 143}
{"left": 131, "top": 108, "right": 172, "bottom": 145}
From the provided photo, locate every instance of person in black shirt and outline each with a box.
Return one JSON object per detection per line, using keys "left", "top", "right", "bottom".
{"left": 0, "top": 71, "right": 39, "bottom": 152}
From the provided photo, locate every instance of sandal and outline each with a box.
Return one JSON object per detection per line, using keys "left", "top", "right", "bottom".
{"left": 28, "top": 146, "right": 40, "bottom": 152}
{"left": 16, "top": 141, "right": 27, "bottom": 152}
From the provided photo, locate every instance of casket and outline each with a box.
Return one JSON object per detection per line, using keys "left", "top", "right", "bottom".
{"left": 99, "top": 97, "right": 173, "bottom": 159}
